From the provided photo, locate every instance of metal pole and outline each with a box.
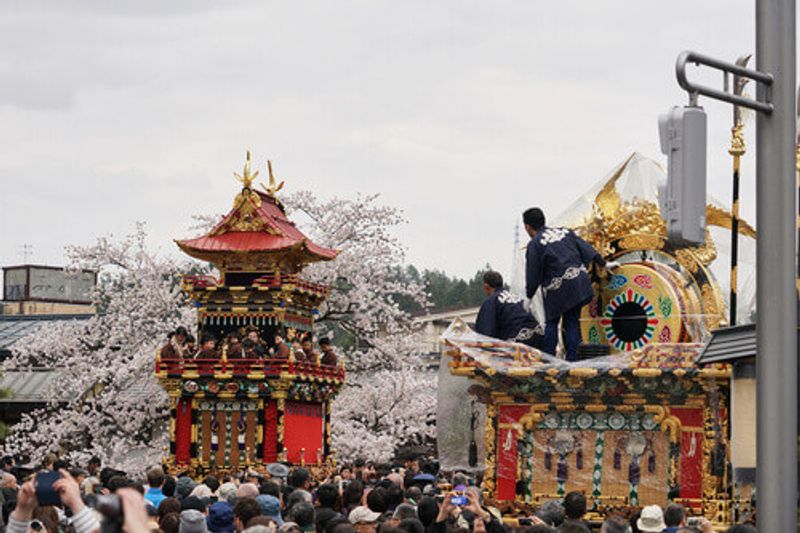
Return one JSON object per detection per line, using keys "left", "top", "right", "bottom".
{"left": 756, "top": 0, "right": 797, "bottom": 530}
{"left": 729, "top": 55, "right": 750, "bottom": 327}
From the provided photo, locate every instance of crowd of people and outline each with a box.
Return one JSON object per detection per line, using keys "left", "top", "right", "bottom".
{"left": 159, "top": 326, "right": 338, "bottom": 366}
{"left": 0, "top": 455, "right": 757, "bottom": 533}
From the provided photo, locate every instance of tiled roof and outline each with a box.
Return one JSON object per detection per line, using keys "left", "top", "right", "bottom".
{"left": 177, "top": 190, "right": 337, "bottom": 261}
{"left": 697, "top": 323, "right": 757, "bottom": 364}
{"left": 0, "top": 314, "right": 91, "bottom": 352}
{"left": 0, "top": 370, "right": 74, "bottom": 403}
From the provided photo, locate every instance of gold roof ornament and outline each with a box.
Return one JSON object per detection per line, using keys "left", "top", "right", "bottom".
{"left": 261, "top": 160, "right": 285, "bottom": 198}
{"left": 234, "top": 150, "right": 260, "bottom": 190}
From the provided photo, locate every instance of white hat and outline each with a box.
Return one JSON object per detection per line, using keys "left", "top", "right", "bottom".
{"left": 190, "top": 484, "right": 213, "bottom": 500}
{"left": 636, "top": 505, "right": 667, "bottom": 532}
{"left": 348, "top": 506, "right": 382, "bottom": 524}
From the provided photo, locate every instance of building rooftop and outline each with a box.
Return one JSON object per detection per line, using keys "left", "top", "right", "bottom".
{"left": 0, "top": 369, "right": 74, "bottom": 403}
{"left": 0, "top": 314, "right": 92, "bottom": 354}
{"left": 697, "top": 323, "right": 756, "bottom": 365}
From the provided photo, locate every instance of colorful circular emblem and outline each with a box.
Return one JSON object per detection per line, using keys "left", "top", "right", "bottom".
{"left": 599, "top": 288, "right": 659, "bottom": 351}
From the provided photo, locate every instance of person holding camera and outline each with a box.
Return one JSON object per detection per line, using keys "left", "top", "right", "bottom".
{"left": 7, "top": 471, "right": 99, "bottom": 533}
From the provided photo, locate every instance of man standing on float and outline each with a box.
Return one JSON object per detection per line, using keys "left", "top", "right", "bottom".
{"left": 523, "top": 207, "right": 613, "bottom": 361}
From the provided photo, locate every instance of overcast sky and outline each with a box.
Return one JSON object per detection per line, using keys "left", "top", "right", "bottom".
{"left": 0, "top": 1, "right": 775, "bottom": 280}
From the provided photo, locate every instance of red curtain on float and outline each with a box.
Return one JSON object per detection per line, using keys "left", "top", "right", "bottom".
{"left": 671, "top": 407, "right": 705, "bottom": 506}
{"left": 263, "top": 400, "right": 278, "bottom": 463}
{"left": 496, "top": 405, "right": 531, "bottom": 501}
{"left": 283, "top": 402, "right": 324, "bottom": 464}
{"left": 175, "top": 399, "right": 192, "bottom": 464}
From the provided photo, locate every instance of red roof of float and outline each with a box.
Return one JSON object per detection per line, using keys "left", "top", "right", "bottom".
{"left": 176, "top": 190, "right": 337, "bottom": 262}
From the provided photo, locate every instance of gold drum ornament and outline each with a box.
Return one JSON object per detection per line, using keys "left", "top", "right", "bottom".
{"left": 581, "top": 263, "right": 696, "bottom": 353}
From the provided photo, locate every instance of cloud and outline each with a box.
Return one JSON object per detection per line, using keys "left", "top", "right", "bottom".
{"left": 0, "top": 0, "right": 765, "bottom": 280}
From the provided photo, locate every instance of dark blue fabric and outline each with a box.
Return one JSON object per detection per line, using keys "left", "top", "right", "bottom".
{"left": 525, "top": 227, "right": 604, "bottom": 322}
{"left": 544, "top": 304, "right": 582, "bottom": 360}
{"left": 475, "top": 290, "right": 541, "bottom": 343}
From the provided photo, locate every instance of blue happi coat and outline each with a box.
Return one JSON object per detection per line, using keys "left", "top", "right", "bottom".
{"left": 475, "top": 289, "right": 542, "bottom": 343}
{"left": 525, "top": 227, "right": 605, "bottom": 322}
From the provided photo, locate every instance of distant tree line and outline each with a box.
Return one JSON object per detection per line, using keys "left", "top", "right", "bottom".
{"left": 391, "top": 264, "right": 491, "bottom": 314}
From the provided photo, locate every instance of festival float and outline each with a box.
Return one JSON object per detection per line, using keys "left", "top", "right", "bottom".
{"left": 156, "top": 153, "right": 345, "bottom": 473}
{"left": 443, "top": 153, "right": 756, "bottom": 526}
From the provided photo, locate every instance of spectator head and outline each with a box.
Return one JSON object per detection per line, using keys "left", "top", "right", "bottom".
{"left": 601, "top": 515, "right": 631, "bottom": 533}
{"left": 536, "top": 500, "right": 564, "bottom": 527}
{"left": 397, "top": 518, "right": 424, "bottom": 533}
{"left": 288, "top": 468, "right": 311, "bottom": 490}
{"left": 451, "top": 473, "right": 469, "bottom": 488}
{"left": 177, "top": 477, "right": 199, "bottom": 500}
{"left": 238, "top": 483, "right": 260, "bottom": 500}
{"left": 1, "top": 456, "right": 13, "bottom": 472}
{"left": 107, "top": 475, "right": 130, "bottom": 493}
{"left": 99, "top": 467, "right": 118, "bottom": 486}
{"left": 315, "top": 508, "right": 340, "bottom": 533}
{"left": 404, "top": 487, "right": 421, "bottom": 505}
{"left": 164, "top": 476, "right": 177, "bottom": 497}
{"left": 635, "top": 505, "right": 666, "bottom": 533}
{"left": 255, "top": 495, "right": 284, "bottom": 527}
{"left": 392, "top": 504, "right": 417, "bottom": 522}
{"left": 234, "top": 498, "right": 262, "bottom": 533}
{"left": 161, "top": 512, "right": 181, "bottom": 533}
{"left": 366, "top": 488, "right": 388, "bottom": 514}
{"left": 290, "top": 502, "right": 315, "bottom": 531}
{"left": 317, "top": 483, "right": 341, "bottom": 509}
{"left": 147, "top": 466, "right": 166, "bottom": 489}
{"left": 347, "top": 506, "right": 381, "bottom": 525}
{"left": 182, "top": 496, "right": 208, "bottom": 514}
{"left": 219, "top": 482, "right": 238, "bottom": 504}
{"left": 192, "top": 484, "right": 214, "bottom": 504}
{"left": 342, "top": 481, "right": 364, "bottom": 509}
{"left": 385, "top": 472, "right": 403, "bottom": 489}
{"left": 40, "top": 454, "right": 57, "bottom": 471}
{"left": 324, "top": 517, "right": 351, "bottom": 533}
{"left": 523, "top": 208, "right": 546, "bottom": 234}
{"left": 331, "top": 523, "right": 355, "bottom": 533}
{"left": 260, "top": 480, "right": 280, "bottom": 498}
{"left": 0, "top": 472, "right": 18, "bottom": 490}
{"left": 415, "top": 497, "right": 438, "bottom": 527}
{"left": 159, "top": 498, "right": 183, "bottom": 520}
{"left": 563, "top": 492, "right": 586, "bottom": 520}
{"left": 663, "top": 504, "right": 685, "bottom": 528}
{"left": 286, "top": 490, "right": 312, "bottom": 513}
{"left": 206, "top": 501, "right": 235, "bottom": 533}
{"left": 204, "top": 476, "right": 221, "bottom": 494}
{"left": 465, "top": 486, "right": 482, "bottom": 506}
{"left": 385, "top": 483, "right": 403, "bottom": 510}
{"left": 180, "top": 509, "right": 209, "bottom": 533}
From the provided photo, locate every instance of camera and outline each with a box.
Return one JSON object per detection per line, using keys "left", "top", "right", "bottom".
{"left": 686, "top": 517, "right": 703, "bottom": 529}
{"left": 95, "top": 494, "right": 123, "bottom": 520}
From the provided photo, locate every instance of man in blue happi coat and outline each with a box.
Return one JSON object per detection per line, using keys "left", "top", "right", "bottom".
{"left": 523, "top": 207, "right": 614, "bottom": 360}
{"left": 475, "top": 270, "right": 543, "bottom": 348}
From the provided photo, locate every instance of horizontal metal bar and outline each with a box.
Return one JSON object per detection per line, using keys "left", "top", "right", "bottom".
{"left": 676, "top": 50, "right": 774, "bottom": 114}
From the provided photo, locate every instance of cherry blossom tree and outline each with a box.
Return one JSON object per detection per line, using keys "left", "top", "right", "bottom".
{"left": 2, "top": 224, "right": 195, "bottom": 471}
